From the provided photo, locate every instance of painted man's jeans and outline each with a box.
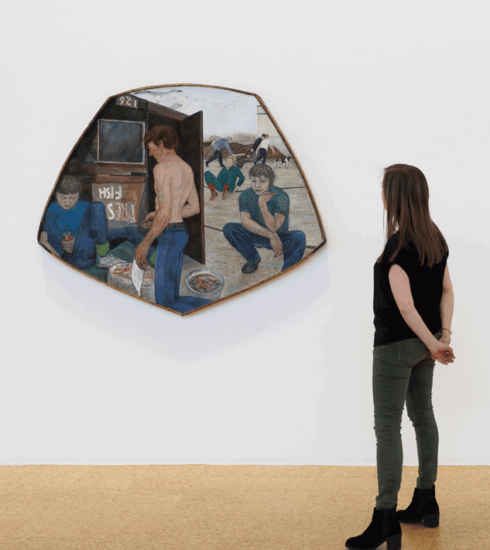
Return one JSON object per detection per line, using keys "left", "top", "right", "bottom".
{"left": 206, "top": 150, "right": 224, "bottom": 167}
{"left": 154, "top": 225, "right": 211, "bottom": 313}
{"left": 223, "top": 222, "right": 306, "bottom": 271}
{"left": 68, "top": 202, "right": 154, "bottom": 270}
{"left": 254, "top": 148, "right": 267, "bottom": 164}
{"left": 373, "top": 330, "right": 442, "bottom": 510}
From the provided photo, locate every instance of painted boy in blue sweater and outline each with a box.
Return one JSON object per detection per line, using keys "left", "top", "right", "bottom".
{"left": 40, "top": 175, "right": 152, "bottom": 270}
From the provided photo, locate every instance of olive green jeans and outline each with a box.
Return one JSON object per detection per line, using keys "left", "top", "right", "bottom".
{"left": 373, "top": 330, "right": 441, "bottom": 510}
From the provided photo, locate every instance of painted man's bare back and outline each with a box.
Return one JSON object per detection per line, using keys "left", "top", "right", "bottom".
{"left": 155, "top": 155, "right": 195, "bottom": 223}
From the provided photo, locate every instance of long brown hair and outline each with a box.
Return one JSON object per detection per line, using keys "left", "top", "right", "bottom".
{"left": 377, "top": 164, "right": 448, "bottom": 267}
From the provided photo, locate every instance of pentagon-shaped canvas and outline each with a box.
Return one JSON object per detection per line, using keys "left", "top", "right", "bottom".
{"left": 38, "top": 85, "right": 326, "bottom": 315}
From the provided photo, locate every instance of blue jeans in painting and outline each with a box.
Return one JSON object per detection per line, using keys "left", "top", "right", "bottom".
{"left": 223, "top": 223, "right": 306, "bottom": 271}
{"left": 67, "top": 202, "right": 153, "bottom": 270}
{"left": 155, "top": 225, "right": 212, "bottom": 313}
{"left": 254, "top": 148, "right": 267, "bottom": 164}
{"left": 206, "top": 149, "right": 224, "bottom": 167}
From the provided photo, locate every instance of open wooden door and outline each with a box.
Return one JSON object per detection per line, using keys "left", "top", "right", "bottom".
{"left": 179, "top": 111, "right": 204, "bottom": 265}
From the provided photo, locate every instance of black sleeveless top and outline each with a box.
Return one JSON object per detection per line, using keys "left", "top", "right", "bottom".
{"left": 373, "top": 233, "right": 448, "bottom": 346}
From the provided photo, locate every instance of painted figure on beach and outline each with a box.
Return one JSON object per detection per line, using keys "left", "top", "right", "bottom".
{"left": 248, "top": 134, "right": 266, "bottom": 164}
{"left": 38, "top": 85, "right": 326, "bottom": 315}
{"left": 223, "top": 164, "right": 306, "bottom": 273}
{"left": 253, "top": 134, "right": 273, "bottom": 165}
{"left": 204, "top": 155, "right": 245, "bottom": 201}
{"left": 205, "top": 137, "right": 234, "bottom": 168}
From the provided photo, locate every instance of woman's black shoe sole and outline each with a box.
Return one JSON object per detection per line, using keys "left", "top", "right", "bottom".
{"left": 398, "top": 511, "right": 439, "bottom": 528}
{"left": 345, "top": 532, "right": 402, "bottom": 550}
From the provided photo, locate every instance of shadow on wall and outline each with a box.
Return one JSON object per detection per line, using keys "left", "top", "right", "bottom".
{"left": 41, "top": 249, "right": 329, "bottom": 362}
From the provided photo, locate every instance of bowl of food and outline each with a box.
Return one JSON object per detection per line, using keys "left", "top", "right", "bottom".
{"left": 184, "top": 268, "right": 224, "bottom": 300}
{"left": 108, "top": 262, "right": 156, "bottom": 302}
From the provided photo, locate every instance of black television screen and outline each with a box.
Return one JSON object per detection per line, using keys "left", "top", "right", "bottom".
{"left": 98, "top": 119, "right": 145, "bottom": 164}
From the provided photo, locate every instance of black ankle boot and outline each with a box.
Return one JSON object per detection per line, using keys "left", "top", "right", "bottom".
{"left": 345, "top": 506, "right": 402, "bottom": 550}
{"left": 396, "top": 486, "right": 439, "bottom": 527}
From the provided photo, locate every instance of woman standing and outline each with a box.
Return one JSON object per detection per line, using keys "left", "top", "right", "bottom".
{"left": 345, "top": 164, "right": 455, "bottom": 550}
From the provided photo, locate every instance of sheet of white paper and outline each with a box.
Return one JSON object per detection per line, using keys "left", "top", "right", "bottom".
{"left": 131, "top": 260, "right": 144, "bottom": 296}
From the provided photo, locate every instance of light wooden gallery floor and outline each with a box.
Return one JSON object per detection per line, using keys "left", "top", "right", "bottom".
{"left": 0, "top": 465, "right": 488, "bottom": 549}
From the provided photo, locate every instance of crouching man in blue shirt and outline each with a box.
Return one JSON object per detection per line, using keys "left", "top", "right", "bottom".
{"left": 40, "top": 175, "right": 153, "bottom": 270}
{"left": 223, "top": 164, "right": 306, "bottom": 273}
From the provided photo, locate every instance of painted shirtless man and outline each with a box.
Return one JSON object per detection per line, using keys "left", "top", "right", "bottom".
{"left": 134, "top": 125, "right": 211, "bottom": 313}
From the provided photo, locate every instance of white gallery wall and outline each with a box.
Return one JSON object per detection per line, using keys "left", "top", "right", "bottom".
{"left": 1, "top": 0, "right": 489, "bottom": 465}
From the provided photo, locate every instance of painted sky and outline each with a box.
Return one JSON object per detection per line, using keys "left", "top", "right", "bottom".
{"left": 132, "top": 86, "right": 259, "bottom": 138}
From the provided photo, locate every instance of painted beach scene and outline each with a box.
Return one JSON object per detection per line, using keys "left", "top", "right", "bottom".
{"left": 38, "top": 85, "right": 326, "bottom": 315}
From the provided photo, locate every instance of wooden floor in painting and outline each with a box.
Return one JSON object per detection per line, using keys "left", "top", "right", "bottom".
{"left": 0, "top": 465, "right": 488, "bottom": 549}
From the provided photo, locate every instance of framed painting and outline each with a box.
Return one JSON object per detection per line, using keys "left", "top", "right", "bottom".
{"left": 38, "top": 85, "right": 326, "bottom": 315}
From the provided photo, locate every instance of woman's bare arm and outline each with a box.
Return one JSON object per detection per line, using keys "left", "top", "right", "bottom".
{"left": 440, "top": 265, "right": 454, "bottom": 343}
{"left": 388, "top": 264, "right": 455, "bottom": 364}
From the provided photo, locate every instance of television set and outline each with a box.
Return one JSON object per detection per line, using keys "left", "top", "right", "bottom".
{"left": 97, "top": 119, "right": 145, "bottom": 164}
